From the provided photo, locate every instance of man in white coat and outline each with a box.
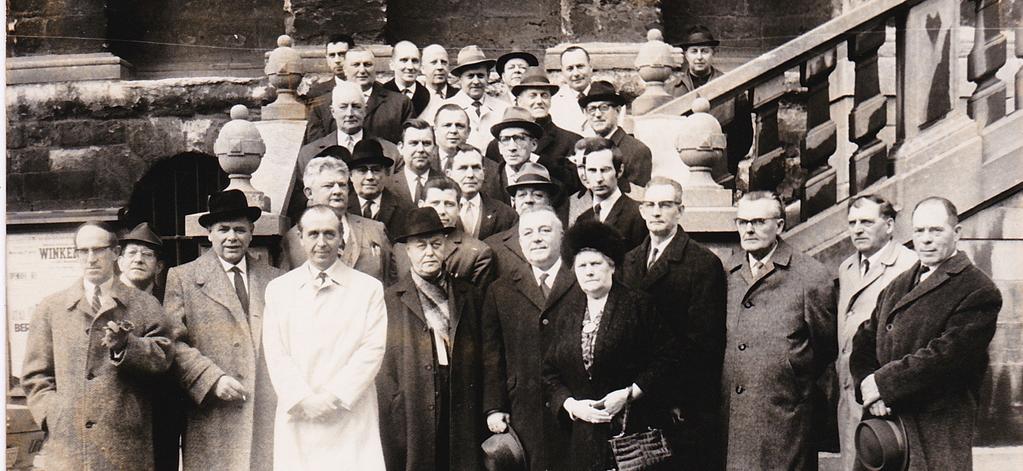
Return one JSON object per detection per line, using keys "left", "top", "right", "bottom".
{"left": 836, "top": 194, "right": 916, "bottom": 470}
{"left": 263, "top": 205, "right": 387, "bottom": 470}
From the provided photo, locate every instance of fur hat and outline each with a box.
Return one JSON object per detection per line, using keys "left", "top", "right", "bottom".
{"left": 562, "top": 219, "right": 626, "bottom": 267}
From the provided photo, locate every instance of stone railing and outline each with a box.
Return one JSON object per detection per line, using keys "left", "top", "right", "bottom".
{"left": 631, "top": 0, "right": 1021, "bottom": 237}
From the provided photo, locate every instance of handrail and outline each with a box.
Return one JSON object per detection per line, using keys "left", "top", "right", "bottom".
{"left": 644, "top": 0, "right": 926, "bottom": 116}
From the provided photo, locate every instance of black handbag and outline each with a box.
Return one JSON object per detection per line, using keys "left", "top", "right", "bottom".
{"left": 607, "top": 390, "right": 673, "bottom": 471}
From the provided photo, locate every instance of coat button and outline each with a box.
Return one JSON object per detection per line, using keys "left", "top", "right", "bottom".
{"left": 738, "top": 343, "right": 747, "bottom": 351}
{"left": 85, "top": 328, "right": 90, "bottom": 334}
{"left": 85, "top": 421, "right": 95, "bottom": 428}
{"left": 735, "top": 386, "right": 745, "bottom": 394}
{"left": 742, "top": 300, "right": 753, "bottom": 309}
{"left": 86, "top": 372, "right": 95, "bottom": 380}
{"left": 541, "top": 319, "right": 549, "bottom": 326}
{"left": 233, "top": 342, "right": 241, "bottom": 347}
{"left": 885, "top": 324, "right": 893, "bottom": 331}
{"left": 425, "top": 365, "right": 432, "bottom": 371}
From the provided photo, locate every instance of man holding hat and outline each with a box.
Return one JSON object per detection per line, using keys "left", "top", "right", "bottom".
{"left": 443, "top": 45, "right": 509, "bottom": 151}
{"left": 484, "top": 162, "right": 562, "bottom": 280}
{"left": 495, "top": 49, "right": 539, "bottom": 103}
{"left": 165, "top": 189, "right": 285, "bottom": 471}
{"left": 282, "top": 154, "right": 396, "bottom": 286}
{"left": 486, "top": 66, "right": 581, "bottom": 192}
{"left": 117, "top": 222, "right": 166, "bottom": 302}
{"left": 377, "top": 207, "right": 486, "bottom": 471}
{"left": 580, "top": 80, "right": 653, "bottom": 187}
{"left": 669, "top": 25, "right": 753, "bottom": 179}
{"left": 347, "top": 138, "right": 412, "bottom": 241}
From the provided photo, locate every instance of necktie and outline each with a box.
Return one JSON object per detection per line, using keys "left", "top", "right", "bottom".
{"left": 403, "top": 88, "right": 414, "bottom": 100}
{"left": 362, "top": 200, "right": 374, "bottom": 219}
{"left": 414, "top": 176, "right": 425, "bottom": 203}
{"left": 647, "top": 247, "right": 659, "bottom": 270}
{"left": 231, "top": 266, "right": 249, "bottom": 316}
{"left": 913, "top": 265, "right": 931, "bottom": 287}
{"left": 317, "top": 271, "right": 329, "bottom": 289}
{"left": 91, "top": 285, "right": 102, "bottom": 313}
{"left": 861, "top": 259, "right": 871, "bottom": 278}
{"left": 593, "top": 203, "right": 602, "bottom": 222}
{"left": 751, "top": 260, "right": 765, "bottom": 278}
{"left": 471, "top": 100, "right": 482, "bottom": 117}
{"left": 460, "top": 199, "right": 478, "bottom": 237}
{"left": 538, "top": 273, "right": 550, "bottom": 299}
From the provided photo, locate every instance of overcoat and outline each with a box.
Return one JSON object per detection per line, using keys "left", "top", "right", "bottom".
{"left": 720, "top": 240, "right": 837, "bottom": 471}
{"left": 575, "top": 193, "right": 648, "bottom": 251}
{"left": 280, "top": 214, "right": 398, "bottom": 286}
{"left": 348, "top": 188, "right": 414, "bottom": 242}
{"left": 835, "top": 242, "right": 916, "bottom": 470}
{"left": 21, "top": 279, "right": 179, "bottom": 471}
{"left": 377, "top": 275, "right": 486, "bottom": 471}
{"left": 165, "top": 250, "right": 285, "bottom": 471}
{"left": 850, "top": 252, "right": 1002, "bottom": 471}
{"left": 484, "top": 224, "right": 527, "bottom": 281}
{"left": 482, "top": 262, "right": 577, "bottom": 471}
{"left": 385, "top": 166, "right": 443, "bottom": 207}
{"left": 608, "top": 127, "right": 653, "bottom": 188}
{"left": 542, "top": 283, "right": 680, "bottom": 471}
{"left": 621, "top": 229, "right": 727, "bottom": 469}
{"left": 474, "top": 193, "right": 518, "bottom": 241}
{"left": 394, "top": 229, "right": 495, "bottom": 287}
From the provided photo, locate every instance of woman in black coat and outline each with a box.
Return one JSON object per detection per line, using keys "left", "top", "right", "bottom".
{"left": 542, "top": 220, "right": 680, "bottom": 470}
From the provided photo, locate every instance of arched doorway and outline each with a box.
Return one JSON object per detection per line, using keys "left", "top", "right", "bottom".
{"left": 119, "top": 152, "right": 229, "bottom": 268}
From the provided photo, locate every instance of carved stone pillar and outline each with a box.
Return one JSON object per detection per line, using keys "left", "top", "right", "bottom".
{"left": 741, "top": 74, "right": 789, "bottom": 196}
{"left": 966, "top": 0, "right": 1008, "bottom": 127}
{"left": 847, "top": 21, "right": 889, "bottom": 196}
{"left": 633, "top": 29, "right": 675, "bottom": 115}
{"left": 783, "top": 49, "right": 838, "bottom": 221}
{"left": 896, "top": 0, "right": 961, "bottom": 140}
{"left": 1016, "top": 24, "right": 1023, "bottom": 111}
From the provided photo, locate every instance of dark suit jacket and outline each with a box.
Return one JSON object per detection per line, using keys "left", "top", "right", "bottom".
{"left": 609, "top": 127, "right": 653, "bottom": 187}
{"left": 305, "top": 82, "right": 413, "bottom": 145}
{"left": 482, "top": 262, "right": 576, "bottom": 471}
{"left": 622, "top": 228, "right": 727, "bottom": 467}
{"left": 850, "top": 252, "right": 1001, "bottom": 471}
{"left": 542, "top": 282, "right": 680, "bottom": 471}
{"left": 484, "top": 224, "right": 526, "bottom": 282}
{"left": 485, "top": 116, "right": 581, "bottom": 193}
{"left": 669, "top": 66, "right": 752, "bottom": 179}
{"left": 384, "top": 167, "right": 443, "bottom": 207}
{"left": 280, "top": 214, "right": 398, "bottom": 286}
{"left": 348, "top": 188, "right": 414, "bottom": 242}
{"left": 378, "top": 275, "right": 485, "bottom": 471}
{"left": 576, "top": 193, "right": 648, "bottom": 251}
{"left": 395, "top": 229, "right": 494, "bottom": 287}
{"left": 383, "top": 79, "right": 431, "bottom": 117}
{"left": 474, "top": 194, "right": 518, "bottom": 240}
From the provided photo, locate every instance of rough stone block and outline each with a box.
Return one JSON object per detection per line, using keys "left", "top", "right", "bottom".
{"left": 6, "top": 174, "right": 25, "bottom": 203}
{"left": 9, "top": 0, "right": 48, "bottom": 16}
{"left": 21, "top": 172, "right": 60, "bottom": 201}
{"left": 290, "top": 0, "right": 387, "bottom": 44}
{"left": 126, "top": 118, "right": 188, "bottom": 161}
{"left": 7, "top": 148, "right": 51, "bottom": 173}
{"left": 55, "top": 120, "right": 127, "bottom": 147}
{"left": 59, "top": 170, "right": 100, "bottom": 200}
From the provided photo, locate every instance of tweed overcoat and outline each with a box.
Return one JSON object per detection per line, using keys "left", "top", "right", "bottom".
{"left": 542, "top": 283, "right": 681, "bottom": 471}
{"left": 21, "top": 279, "right": 179, "bottom": 471}
{"left": 377, "top": 275, "right": 486, "bottom": 471}
{"left": 720, "top": 240, "right": 837, "bottom": 471}
{"left": 835, "top": 242, "right": 916, "bottom": 470}
{"left": 850, "top": 252, "right": 1002, "bottom": 471}
{"left": 621, "top": 229, "right": 727, "bottom": 469}
{"left": 482, "top": 262, "right": 577, "bottom": 471}
{"left": 165, "top": 250, "right": 284, "bottom": 471}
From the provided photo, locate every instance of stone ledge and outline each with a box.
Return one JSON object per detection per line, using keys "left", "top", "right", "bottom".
{"left": 6, "top": 53, "right": 133, "bottom": 85}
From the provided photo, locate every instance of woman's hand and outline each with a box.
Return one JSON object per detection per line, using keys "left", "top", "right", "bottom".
{"left": 564, "top": 398, "right": 612, "bottom": 424}
{"left": 598, "top": 387, "right": 631, "bottom": 417}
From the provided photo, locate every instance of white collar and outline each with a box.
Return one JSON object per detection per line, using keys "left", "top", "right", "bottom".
{"left": 361, "top": 85, "right": 373, "bottom": 101}
{"left": 218, "top": 255, "right": 248, "bottom": 275}
{"left": 597, "top": 125, "right": 621, "bottom": 139}
{"left": 461, "top": 193, "right": 482, "bottom": 207}
{"left": 304, "top": 258, "right": 345, "bottom": 287}
{"left": 594, "top": 187, "right": 623, "bottom": 208}
{"left": 748, "top": 243, "right": 779, "bottom": 269}
{"left": 859, "top": 240, "right": 892, "bottom": 269}
{"left": 649, "top": 226, "right": 678, "bottom": 258}
{"left": 531, "top": 258, "right": 562, "bottom": 284}
{"left": 395, "top": 79, "right": 417, "bottom": 92}
{"left": 338, "top": 129, "right": 364, "bottom": 145}
{"left": 83, "top": 276, "right": 115, "bottom": 298}
{"left": 334, "top": 76, "right": 347, "bottom": 88}
{"left": 403, "top": 164, "right": 429, "bottom": 184}
{"left": 357, "top": 193, "right": 382, "bottom": 206}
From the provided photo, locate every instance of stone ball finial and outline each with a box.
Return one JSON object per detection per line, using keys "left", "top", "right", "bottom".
{"left": 265, "top": 34, "right": 302, "bottom": 76}
{"left": 214, "top": 106, "right": 266, "bottom": 159}
{"left": 635, "top": 28, "right": 674, "bottom": 69}
{"left": 647, "top": 29, "right": 663, "bottom": 42}
{"left": 230, "top": 104, "right": 249, "bottom": 120}
{"left": 692, "top": 97, "right": 711, "bottom": 114}
{"left": 277, "top": 34, "right": 292, "bottom": 48}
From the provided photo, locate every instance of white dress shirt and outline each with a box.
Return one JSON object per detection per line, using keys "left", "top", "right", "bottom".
{"left": 403, "top": 166, "right": 430, "bottom": 204}
{"left": 356, "top": 194, "right": 382, "bottom": 219}
{"left": 647, "top": 226, "right": 678, "bottom": 267}
{"left": 531, "top": 258, "right": 562, "bottom": 292}
{"left": 593, "top": 188, "right": 623, "bottom": 222}
{"left": 748, "top": 243, "right": 779, "bottom": 278}
{"left": 218, "top": 256, "right": 249, "bottom": 292}
{"left": 460, "top": 193, "right": 483, "bottom": 236}
{"left": 83, "top": 276, "right": 116, "bottom": 313}
{"left": 338, "top": 129, "right": 364, "bottom": 152}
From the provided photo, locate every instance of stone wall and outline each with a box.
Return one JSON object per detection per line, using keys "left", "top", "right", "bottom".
{"left": 7, "top": 0, "right": 108, "bottom": 56}
{"left": 288, "top": 0, "right": 388, "bottom": 44}
{"left": 5, "top": 78, "right": 270, "bottom": 212}
{"left": 662, "top": 0, "right": 838, "bottom": 52}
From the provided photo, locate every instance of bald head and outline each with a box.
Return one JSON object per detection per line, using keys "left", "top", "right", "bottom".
{"left": 422, "top": 44, "right": 451, "bottom": 89}
{"left": 391, "top": 41, "right": 421, "bottom": 88}
{"left": 332, "top": 81, "right": 367, "bottom": 134}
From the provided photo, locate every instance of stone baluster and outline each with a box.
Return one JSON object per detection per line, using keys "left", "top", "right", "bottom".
{"left": 783, "top": 48, "right": 838, "bottom": 221}
{"left": 632, "top": 29, "right": 675, "bottom": 115}
{"left": 1016, "top": 24, "right": 1023, "bottom": 111}
{"left": 263, "top": 35, "right": 307, "bottom": 121}
{"left": 967, "top": 0, "right": 1008, "bottom": 127}
{"left": 895, "top": 0, "right": 960, "bottom": 141}
{"left": 847, "top": 21, "right": 889, "bottom": 196}
{"left": 740, "top": 73, "right": 790, "bottom": 196}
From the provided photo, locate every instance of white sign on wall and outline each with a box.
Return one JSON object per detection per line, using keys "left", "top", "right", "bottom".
{"left": 6, "top": 230, "right": 81, "bottom": 379}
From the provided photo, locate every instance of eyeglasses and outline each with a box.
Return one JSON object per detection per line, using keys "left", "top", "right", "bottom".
{"left": 639, "top": 201, "right": 681, "bottom": 210}
{"left": 584, "top": 103, "right": 616, "bottom": 115}
{"left": 123, "top": 248, "right": 158, "bottom": 261}
{"left": 497, "top": 134, "right": 531, "bottom": 145}
{"left": 75, "top": 246, "right": 113, "bottom": 258}
{"left": 734, "top": 217, "right": 782, "bottom": 229}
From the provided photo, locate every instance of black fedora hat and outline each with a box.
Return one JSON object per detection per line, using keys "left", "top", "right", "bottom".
{"left": 349, "top": 139, "right": 394, "bottom": 169}
{"left": 510, "top": 66, "right": 560, "bottom": 96}
{"left": 395, "top": 207, "right": 455, "bottom": 243}
{"left": 496, "top": 49, "right": 539, "bottom": 76}
{"left": 578, "top": 80, "right": 627, "bottom": 108}
{"left": 119, "top": 222, "right": 162, "bottom": 251}
{"left": 676, "top": 25, "right": 720, "bottom": 48}
{"left": 198, "top": 189, "right": 262, "bottom": 228}
{"left": 490, "top": 106, "right": 544, "bottom": 139}
{"left": 315, "top": 145, "right": 353, "bottom": 162}
{"left": 505, "top": 162, "right": 560, "bottom": 198}
{"left": 481, "top": 425, "right": 527, "bottom": 471}
{"left": 856, "top": 416, "right": 909, "bottom": 471}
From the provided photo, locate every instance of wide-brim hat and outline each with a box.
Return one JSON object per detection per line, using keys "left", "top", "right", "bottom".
{"left": 510, "top": 66, "right": 560, "bottom": 96}
{"left": 315, "top": 145, "right": 353, "bottom": 162}
{"left": 562, "top": 218, "right": 626, "bottom": 266}
{"left": 198, "top": 189, "right": 262, "bottom": 228}
{"left": 578, "top": 80, "right": 627, "bottom": 108}
{"left": 496, "top": 50, "right": 539, "bottom": 76}
{"left": 676, "top": 26, "right": 720, "bottom": 48}
{"left": 451, "top": 45, "right": 497, "bottom": 77}
{"left": 504, "top": 162, "right": 560, "bottom": 198}
{"left": 395, "top": 207, "right": 456, "bottom": 243}
{"left": 349, "top": 139, "right": 394, "bottom": 169}
{"left": 490, "top": 106, "right": 544, "bottom": 139}
{"left": 856, "top": 416, "right": 909, "bottom": 471}
{"left": 481, "top": 425, "right": 527, "bottom": 471}
{"left": 119, "top": 222, "right": 162, "bottom": 251}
